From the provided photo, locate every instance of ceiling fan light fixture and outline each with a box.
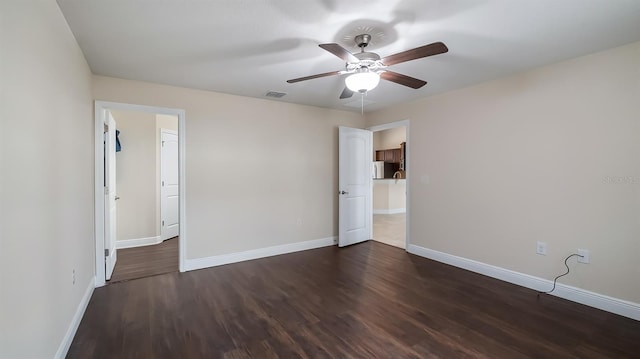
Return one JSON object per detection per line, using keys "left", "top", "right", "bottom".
{"left": 287, "top": 34, "right": 447, "bottom": 99}
{"left": 345, "top": 71, "right": 380, "bottom": 93}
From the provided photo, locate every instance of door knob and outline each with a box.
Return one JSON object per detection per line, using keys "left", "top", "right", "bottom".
{"left": 339, "top": 190, "right": 349, "bottom": 195}
{"left": 115, "top": 196, "right": 120, "bottom": 200}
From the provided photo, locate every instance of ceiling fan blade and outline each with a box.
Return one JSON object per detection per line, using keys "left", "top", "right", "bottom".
{"left": 319, "top": 43, "right": 359, "bottom": 63}
{"left": 286, "top": 70, "right": 342, "bottom": 83}
{"left": 381, "top": 42, "right": 448, "bottom": 66}
{"left": 381, "top": 71, "right": 427, "bottom": 89}
{"left": 339, "top": 87, "right": 354, "bottom": 99}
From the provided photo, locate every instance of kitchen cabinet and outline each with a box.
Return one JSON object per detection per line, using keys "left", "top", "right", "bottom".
{"left": 376, "top": 148, "right": 402, "bottom": 163}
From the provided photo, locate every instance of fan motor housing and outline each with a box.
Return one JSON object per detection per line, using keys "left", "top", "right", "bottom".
{"left": 354, "top": 52, "right": 380, "bottom": 62}
{"left": 347, "top": 51, "right": 384, "bottom": 73}
{"left": 347, "top": 34, "right": 384, "bottom": 71}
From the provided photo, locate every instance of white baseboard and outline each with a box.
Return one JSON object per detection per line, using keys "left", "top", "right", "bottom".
{"left": 55, "top": 278, "right": 95, "bottom": 359}
{"left": 373, "top": 208, "right": 406, "bottom": 214}
{"left": 116, "top": 236, "right": 162, "bottom": 249}
{"left": 407, "top": 244, "right": 640, "bottom": 321}
{"left": 185, "top": 236, "right": 337, "bottom": 271}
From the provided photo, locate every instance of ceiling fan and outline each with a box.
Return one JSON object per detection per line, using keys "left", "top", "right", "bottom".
{"left": 287, "top": 34, "right": 448, "bottom": 99}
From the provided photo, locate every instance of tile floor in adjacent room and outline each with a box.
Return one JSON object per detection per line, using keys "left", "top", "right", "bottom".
{"left": 373, "top": 213, "right": 406, "bottom": 249}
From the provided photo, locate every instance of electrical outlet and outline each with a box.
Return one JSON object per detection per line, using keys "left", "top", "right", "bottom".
{"left": 536, "top": 241, "right": 547, "bottom": 255}
{"left": 577, "top": 249, "right": 590, "bottom": 264}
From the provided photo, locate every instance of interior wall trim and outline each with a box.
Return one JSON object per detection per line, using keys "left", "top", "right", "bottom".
{"left": 116, "top": 236, "right": 163, "bottom": 249}
{"left": 185, "top": 236, "right": 337, "bottom": 271}
{"left": 54, "top": 278, "right": 95, "bottom": 359}
{"left": 408, "top": 244, "right": 640, "bottom": 321}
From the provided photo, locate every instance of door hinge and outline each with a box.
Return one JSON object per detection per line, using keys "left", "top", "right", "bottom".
{"left": 162, "top": 220, "right": 165, "bottom": 227}
{"left": 162, "top": 141, "right": 165, "bottom": 147}
{"left": 104, "top": 249, "right": 109, "bottom": 257}
{"left": 162, "top": 181, "right": 165, "bottom": 186}
{"left": 104, "top": 186, "right": 109, "bottom": 195}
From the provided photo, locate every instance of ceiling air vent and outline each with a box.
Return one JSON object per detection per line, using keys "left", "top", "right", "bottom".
{"left": 264, "top": 91, "right": 287, "bottom": 98}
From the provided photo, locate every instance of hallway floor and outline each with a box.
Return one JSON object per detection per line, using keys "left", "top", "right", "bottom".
{"left": 373, "top": 213, "right": 406, "bottom": 249}
{"left": 109, "top": 237, "right": 179, "bottom": 284}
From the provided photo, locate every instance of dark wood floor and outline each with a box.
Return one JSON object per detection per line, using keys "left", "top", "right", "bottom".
{"left": 69, "top": 241, "right": 640, "bottom": 358}
{"left": 109, "top": 237, "right": 178, "bottom": 283}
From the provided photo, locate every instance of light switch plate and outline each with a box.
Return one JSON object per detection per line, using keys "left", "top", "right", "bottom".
{"left": 536, "top": 241, "right": 547, "bottom": 255}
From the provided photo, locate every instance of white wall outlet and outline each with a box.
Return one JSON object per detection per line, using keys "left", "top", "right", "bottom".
{"left": 577, "top": 249, "right": 590, "bottom": 264}
{"left": 536, "top": 241, "right": 547, "bottom": 255}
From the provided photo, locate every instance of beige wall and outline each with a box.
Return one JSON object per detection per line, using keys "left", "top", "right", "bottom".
{"left": 366, "top": 41, "right": 640, "bottom": 304}
{"left": 109, "top": 111, "right": 179, "bottom": 243}
{"left": 110, "top": 110, "right": 158, "bottom": 240}
{"left": 93, "top": 76, "right": 364, "bottom": 259}
{"left": 0, "top": 1, "right": 95, "bottom": 358}
{"left": 373, "top": 126, "right": 406, "bottom": 152}
{"left": 156, "top": 114, "right": 179, "bottom": 131}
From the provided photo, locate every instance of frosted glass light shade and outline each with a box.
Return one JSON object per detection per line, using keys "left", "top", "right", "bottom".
{"left": 345, "top": 72, "right": 380, "bottom": 93}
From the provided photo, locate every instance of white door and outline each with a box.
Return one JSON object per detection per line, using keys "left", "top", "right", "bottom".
{"left": 104, "top": 111, "right": 118, "bottom": 280}
{"left": 338, "top": 126, "right": 372, "bottom": 247}
{"left": 161, "top": 130, "right": 179, "bottom": 240}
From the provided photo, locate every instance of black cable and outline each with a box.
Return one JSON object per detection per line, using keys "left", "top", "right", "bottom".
{"left": 537, "top": 253, "right": 583, "bottom": 297}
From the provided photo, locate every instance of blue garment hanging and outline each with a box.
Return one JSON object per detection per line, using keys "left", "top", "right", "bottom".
{"left": 116, "top": 130, "right": 121, "bottom": 152}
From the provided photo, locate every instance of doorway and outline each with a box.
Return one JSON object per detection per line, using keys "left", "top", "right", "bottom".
{"left": 94, "top": 101, "right": 186, "bottom": 287}
{"left": 368, "top": 121, "right": 409, "bottom": 249}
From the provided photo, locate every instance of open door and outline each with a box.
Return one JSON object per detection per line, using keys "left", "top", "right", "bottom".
{"left": 104, "top": 111, "right": 118, "bottom": 280}
{"left": 338, "top": 126, "right": 372, "bottom": 247}
{"left": 160, "top": 129, "right": 179, "bottom": 240}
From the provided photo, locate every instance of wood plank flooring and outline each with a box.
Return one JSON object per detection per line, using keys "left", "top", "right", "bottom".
{"left": 69, "top": 241, "right": 640, "bottom": 358}
{"left": 108, "top": 237, "right": 178, "bottom": 283}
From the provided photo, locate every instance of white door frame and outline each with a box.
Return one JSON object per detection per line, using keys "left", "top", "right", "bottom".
{"left": 104, "top": 112, "right": 118, "bottom": 280}
{"left": 94, "top": 101, "right": 187, "bottom": 287}
{"left": 367, "top": 119, "right": 410, "bottom": 250}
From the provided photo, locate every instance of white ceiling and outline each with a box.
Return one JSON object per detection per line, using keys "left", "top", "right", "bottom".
{"left": 57, "top": 0, "right": 640, "bottom": 112}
